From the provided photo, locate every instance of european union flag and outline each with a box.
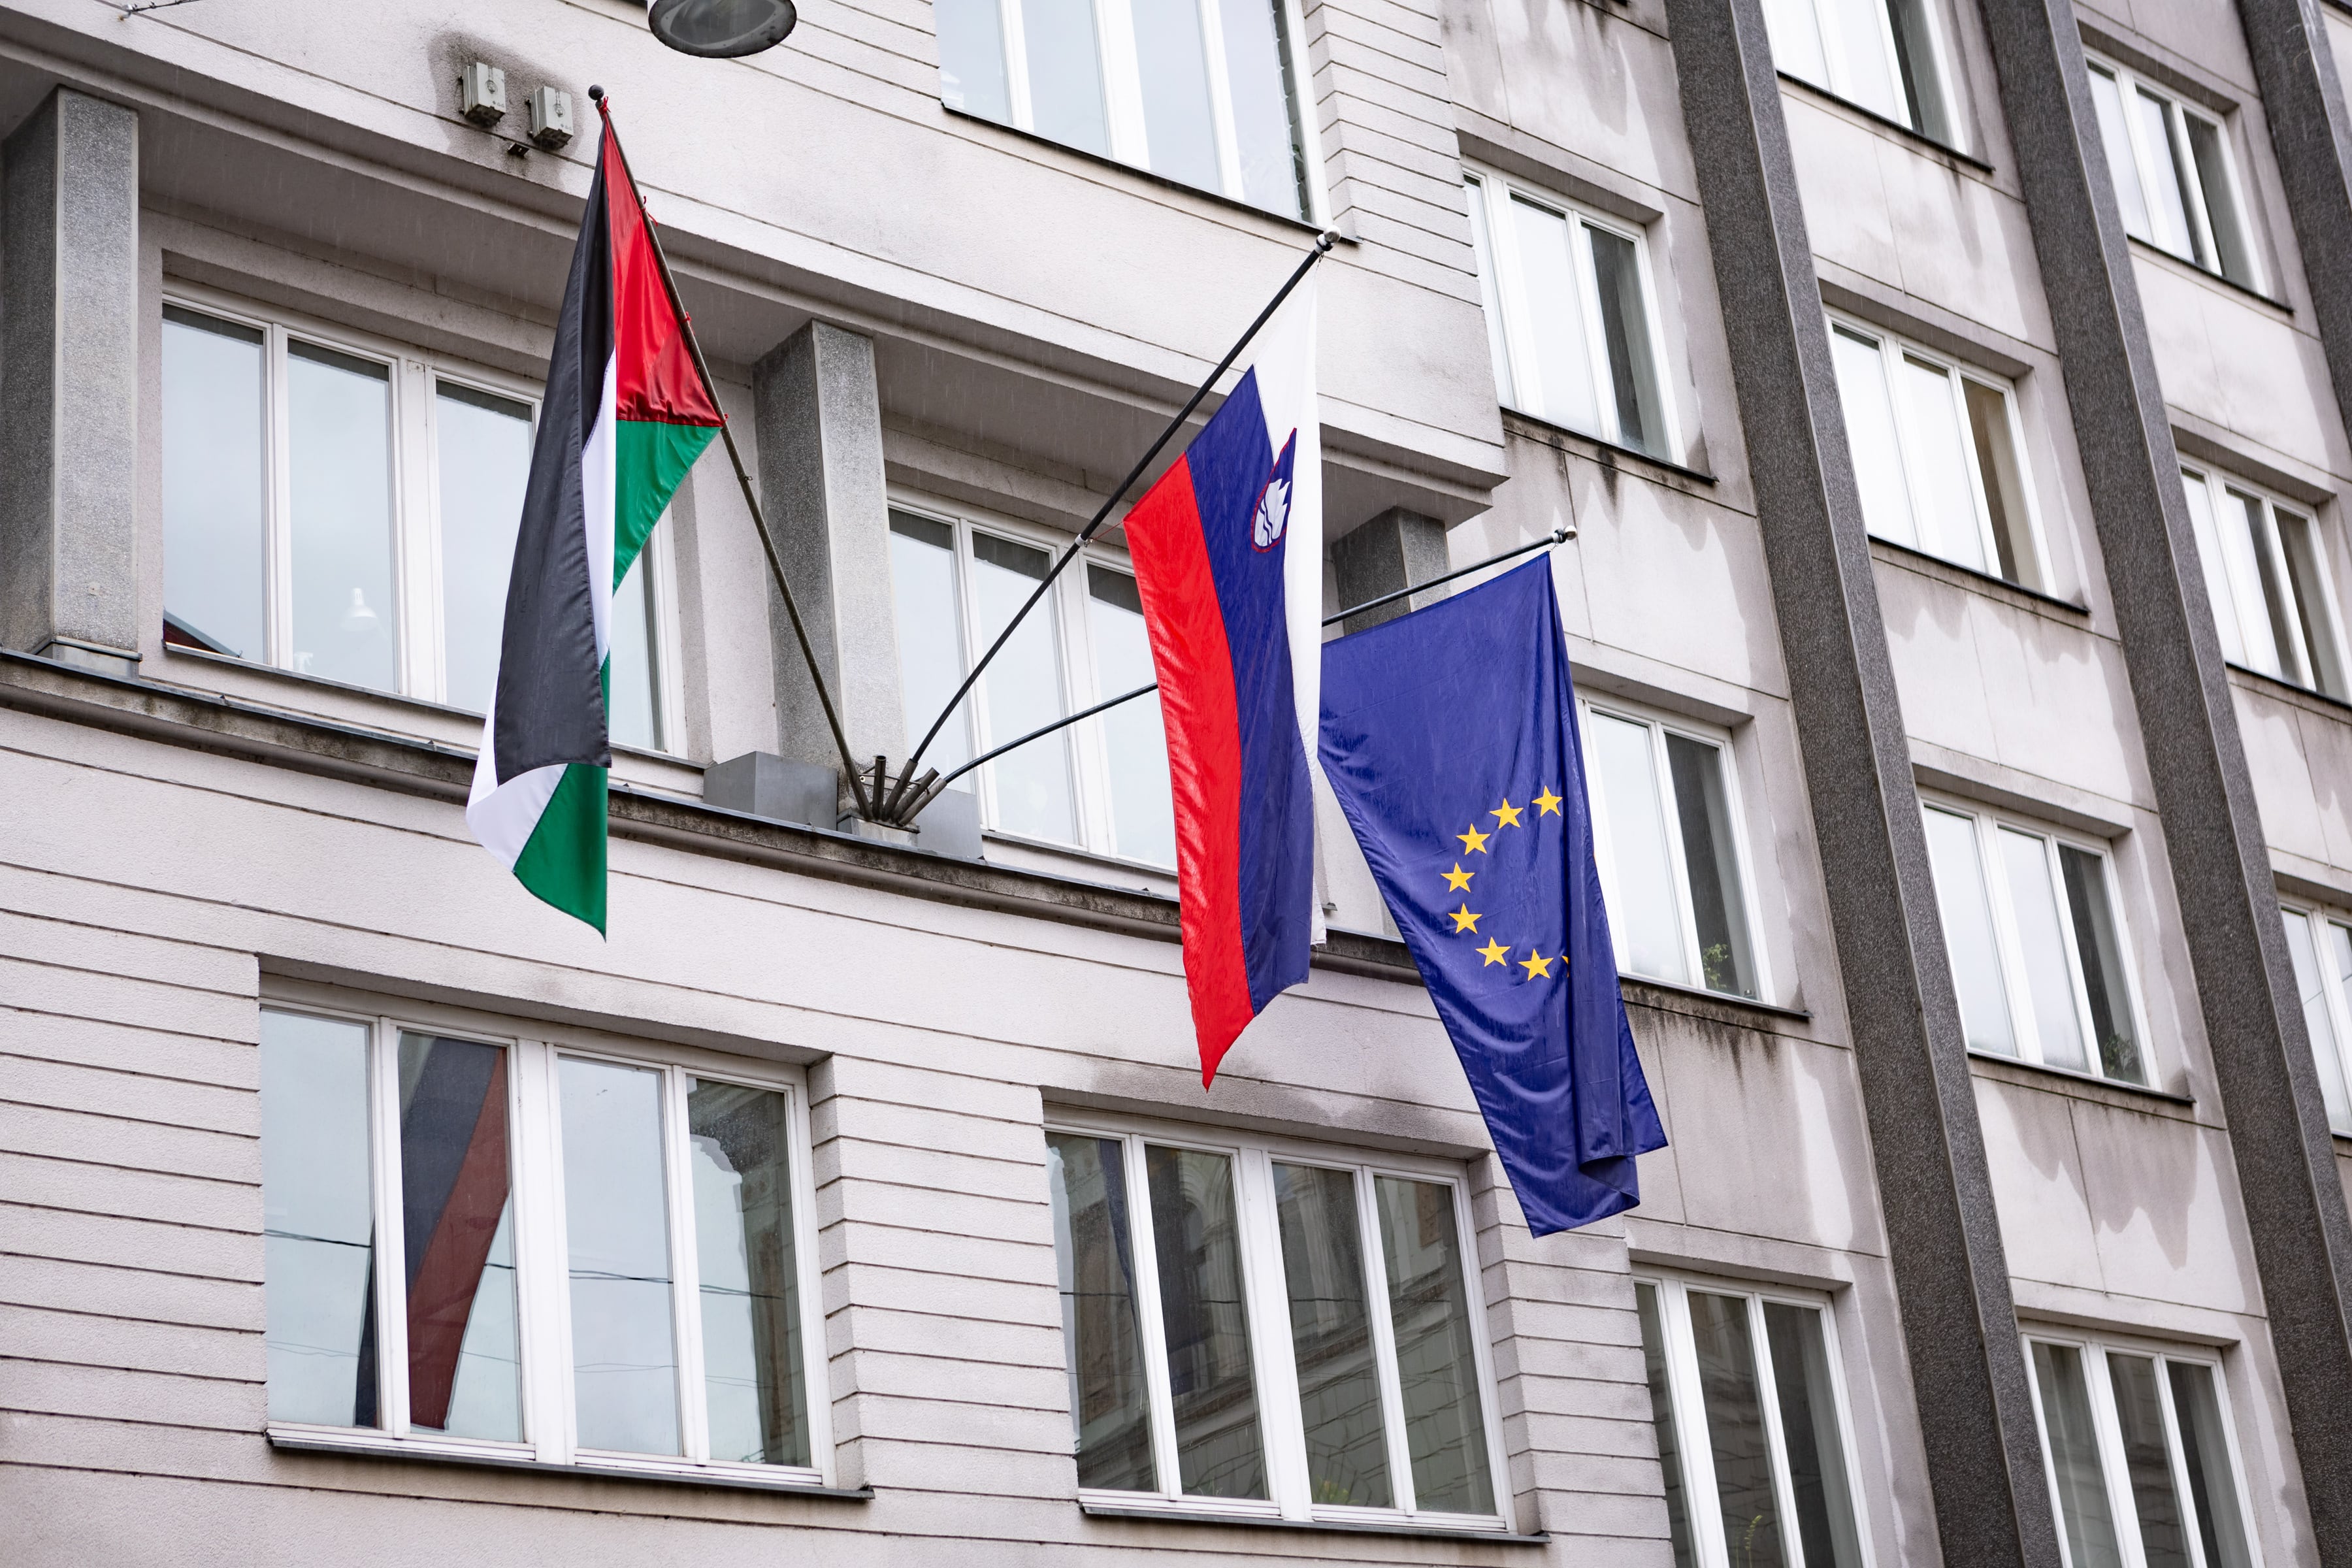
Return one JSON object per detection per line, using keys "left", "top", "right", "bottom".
{"left": 1319, "top": 558, "right": 1665, "bottom": 1233}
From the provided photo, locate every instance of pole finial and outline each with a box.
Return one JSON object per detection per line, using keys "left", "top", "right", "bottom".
{"left": 587, "top": 83, "right": 605, "bottom": 103}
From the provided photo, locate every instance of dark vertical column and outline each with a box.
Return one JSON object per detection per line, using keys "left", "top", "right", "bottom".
{"left": 1974, "top": 0, "right": 2352, "bottom": 1556}
{"left": 1659, "top": 0, "right": 2063, "bottom": 1561}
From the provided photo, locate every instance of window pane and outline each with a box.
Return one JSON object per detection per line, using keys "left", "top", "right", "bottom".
{"left": 2059, "top": 846, "right": 2142, "bottom": 1083}
{"left": 434, "top": 384, "right": 533, "bottom": 715}
{"left": 1885, "top": 0, "right": 1951, "bottom": 141}
{"left": 1999, "top": 828, "right": 2089, "bottom": 1071}
{"left": 1133, "top": 0, "right": 1220, "bottom": 191}
{"left": 1830, "top": 327, "right": 1919, "bottom": 550}
{"left": 1921, "top": 807, "right": 2017, "bottom": 1054}
{"left": 1587, "top": 225, "right": 1667, "bottom": 457}
{"left": 1896, "top": 355, "right": 1989, "bottom": 574}
{"left": 1222, "top": 0, "right": 1309, "bottom": 219}
{"left": 890, "top": 512, "right": 973, "bottom": 789}
{"left": 936, "top": 0, "right": 1011, "bottom": 120}
{"left": 2243, "top": 497, "right": 2311, "bottom": 687}
{"left": 2135, "top": 90, "right": 2198, "bottom": 260}
{"left": 2183, "top": 115, "right": 2255, "bottom": 287}
{"left": 2167, "top": 1362, "right": 2256, "bottom": 1568}
{"left": 1466, "top": 180, "right": 1517, "bottom": 407}
{"left": 288, "top": 341, "right": 397, "bottom": 691}
{"left": 2181, "top": 472, "right": 2249, "bottom": 666}
{"left": 1047, "top": 1134, "right": 1157, "bottom": 1492}
{"left": 261, "top": 1011, "right": 378, "bottom": 1428}
{"left": 1147, "top": 1145, "right": 1267, "bottom": 1498}
{"left": 1688, "top": 1291, "right": 1787, "bottom": 1568}
{"left": 2032, "top": 1341, "right": 2125, "bottom": 1568}
{"left": 688, "top": 1080, "right": 809, "bottom": 1467}
{"left": 1763, "top": 1303, "right": 1865, "bottom": 1568}
{"left": 2108, "top": 1352, "right": 2191, "bottom": 1568}
{"left": 2272, "top": 510, "right": 2345, "bottom": 696}
{"left": 2281, "top": 911, "right": 2352, "bottom": 1134}
{"left": 559, "top": 1057, "right": 680, "bottom": 1456}
{"left": 1586, "top": 712, "right": 1689, "bottom": 985}
{"left": 1760, "top": 0, "right": 1829, "bottom": 88}
{"left": 1088, "top": 566, "right": 1175, "bottom": 865}
{"left": 1635, "top": 1284, "right": 1700, "bottom": 1568}
{"left": 609, "top": 555, "right": 661, "bottom": 752}
{"left": 395, "top": 1033, "right": 519, "bottom": 1442}
{"left": 1964, "top": 380, "right": 2034, "bottom": 587}
{"left": 972, "top": 531, "right": 1078, "bottom": 842}
{"left": 1509, "top": 196, "right": 1602, "bottom": 434}
{"left": 162, "top": 308, "right": 265, "bottom": 661}
{"left": 1373, "top": 1176, "right": 1494, "bottom": 1514}
{"left": 1024, "top": 0, "right": 1110, "bottom": 155}
{"left": 1273, "top": 1163, "right": 1393, "bottom": 1508}
{"left": 2088, "top": 68, "right": 2154, "bottom": 243}
{"left": 1663, "top": 733, "right": 1757, "bottom": 998}
{"left": 1824, "top": 0, "right": 1903, "bottom": 121}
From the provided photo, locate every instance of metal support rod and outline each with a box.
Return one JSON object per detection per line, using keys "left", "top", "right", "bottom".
{"left": 593, "top": 91, "right": 876, "bottom": 819}
{"left": 893, "top": 525, "right": 1571, "bottom": 823}
{"left": 880, "top": 231, "right": 1338, "bottom": 823}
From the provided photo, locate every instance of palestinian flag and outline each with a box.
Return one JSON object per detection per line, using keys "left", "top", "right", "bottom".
{"left": 466, "top": 109, "right": 722, "bottom": 932}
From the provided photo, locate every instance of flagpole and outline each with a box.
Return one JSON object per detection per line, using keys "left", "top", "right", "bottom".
{"left": 588, "top": 88, "right": 879, "bottom": 820}
{"left": 876, "top": 231, "right": 1337, "bottom": 825}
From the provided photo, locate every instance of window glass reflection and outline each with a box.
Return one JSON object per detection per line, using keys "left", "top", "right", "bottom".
{"left": 1147, "top": 1145, "right": 1267, "bottom": 1499}
{"left": 261, "top": 1011, "right": 379, "bottom": 1428}
{"left": 890, "top": 513, "right": 973, "bottom": 787}
{"left": 434, "top": 384, "right": 533, "bottom": 716}
{"left": 1088, "top": 566, "right": 1175, "bottom": 865}
{"left": 1374, "top": 1175, "right": 1493, "bottom": 1514}
{"left": 162, "top": 308, "right": 266, "bottom": 661}
{"left": 689, "top": 1079, "right": 809, "bottom": 1466}
{"left": 2033, "top": 1341, "right": 2125, "bottom": 1568}
{"left": 1132, "top": 0, "right": 1219, "bottom": 191}
{"left": 1587, "top": 711, "right": 1686, "bottom": 984}
{"left": 1273, "top": 1163, "right": 1392, "bottom": 1507}
{"left": 1922, "top": 807, "right": 2016, "bottom": 1054}
{"left": 287, "top": 340, "right": 397, "bottom": 692}
{"left": 1635, "top": 1284, "right": 1699, "bottom": 1568}
{"left": 2167, "top": 1362, "right": 2255, "bottom": 1568}
{"left": 972, "top": 531, "right": 1077, "bottom": 842}
{"left": 1049, "top": 1134, "right": 1157, "bottom": 1490}
{"left": 1510, "top": 196, "right": 1601, "bottom": 436}
{"left": 559, "top": 1056, "right": 680, "bottom": 1455}
{"left": 1688, "top": 1290, "right": 1786, "bottom": 1568}
{"left": 1765, "top": 1303, "right": 1863, "bottom": 1568}
{"left": 1223, "top": 0, "right": 1308, "bottom": 219}
{"left": 1665, "top": 734, "right": 1756, "bottom": 998}
{"left": 609, "top": 556, "right": 661, "bottom": 752}
{"left": 1999, "top": 828, "right": 2087, "bottom": 1071}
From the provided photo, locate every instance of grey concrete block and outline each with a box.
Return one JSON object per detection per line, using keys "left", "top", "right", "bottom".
{"left": 703, "top": 751, "right": 840, "bottom": 829}
{"left": 1331, "top": 506, "right": 1451, "bottom": 634}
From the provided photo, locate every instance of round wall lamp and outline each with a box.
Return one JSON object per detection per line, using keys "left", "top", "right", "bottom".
{"left": 647, "top": 0, "right": 798, "bottom": 57}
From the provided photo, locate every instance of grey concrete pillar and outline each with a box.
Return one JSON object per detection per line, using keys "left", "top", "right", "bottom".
{"left": 751, "top": 320, "right": 907, "bottom": 809}
{"left": 1974, "top": 0, "right": 2352, "bottom": 1555}
{"left": 1330, "top": 506, "right": 1450, "bottom": 634}
{"left": 0, "top": 89, "right": 139, "bottom": 676}
{"left": 1660, "top": 0, "right": 2063, "bottom": 1561}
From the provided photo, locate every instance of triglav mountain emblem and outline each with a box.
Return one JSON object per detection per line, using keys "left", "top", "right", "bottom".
{"left": 1252, "top": 429, "right": 1299, "bottom": 551}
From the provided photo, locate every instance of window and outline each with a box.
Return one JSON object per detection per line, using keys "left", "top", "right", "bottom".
{"left": 936, "top": 0, "right": 1315, "bottom": 220}
{"left": 1763, "top": 0, "right": 1957, "bottom": 144}
{"left": 1044, "top": 1120, "right": 1509, "bottom": 1527}
{"left": 2085, "top": 60, "right": 2262, "bottom": 291}
{"left": 2181, "top": 466, "right": 2347, "bottom": 698}
{"left": 887, "top": 505, "right": 1174, "bottom": 864}
{"left": 1634, "top": 1275, "right": 1870, "bottom": 1568}
{"left": 2280, "top": 905, "right": 2352, "bottom": 1136}
{"left": 1827, "top": 319, "right": 2046, "bottom": 589}
{"left": 1919, "top": 801, "right": 2149, "bottom": 1085}
{"left": 160, "top": 295, "right": 671, "bottom": 749}
{"left": 1580, "top": 703, "right": 1764, "bottom": 1000}
{"left": 259, "top": 1003, "right": 829, "bottom": 1483}
{"left": 1464, "top": 171, "right": 1674, "bottom": 459}
{"left": 2024, "top": 1333, "right": 2259, "bottom": 1568}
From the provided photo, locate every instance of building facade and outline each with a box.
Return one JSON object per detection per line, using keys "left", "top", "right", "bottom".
{"left": 3, "top": 0, "right": 2352, "bottom": 1560}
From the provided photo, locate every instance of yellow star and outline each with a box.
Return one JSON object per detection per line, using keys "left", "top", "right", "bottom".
{"left": 1442, "top": 864, "right": 1474, "bottom": 893}
{"left": 1519, "top": 949, "right": 1555, "bottom": 979}
{"left": 1533, "top": 787, "right": 1563, "bottom": 817}
{"left": 1447, "top": 904, "right": 1480, "bottom": 934}
{"left": 1492, "top": 798, "right": 1524, "bottom": 828}
{"left": 1477, "top": 938, "right": 1510, "bottom": 966}
{"left": 1458, "top": 823, "right": 1491, "bottom": 855}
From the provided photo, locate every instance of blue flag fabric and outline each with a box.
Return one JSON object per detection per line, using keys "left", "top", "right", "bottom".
{"left": 1319, "top": 558, "right": 1666, "bottom": 1234}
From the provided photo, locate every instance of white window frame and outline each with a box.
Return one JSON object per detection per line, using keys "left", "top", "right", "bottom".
{"left": 1577, "top": 696, "right": 1774, "bottom": 1001}
{"left": 2086, "top": 57, "right": 2267, "bottom": 293}
{"left": 1920, "top": 796, "right": 2155, "bottom": 1084}
{"left": 1463, "top": 167, "right": 1680, "bottom": 457}
{"left": 889, "top": 494, "right": 1169, "bottom": 866}
{"left": 2180, "top": 463, "right": 2349, "bottom": 698}
{"left": 2279, "top": 901, "right": 2352, "bottom": 1137}
{"left": 1765, "top": 0, "right": 1964, "bottom": 148}
{"left": 1046, "top": 1111, "right": 1514, "bottom": 1530}
{"left": 1826, "top": 313, "right": 2053, "bottom": 588}
{"left": 1635, "top": 1269, "right": 1877, "bottom": 1568}
{"left": 975, "top": 0, "right": 1324, "bottom": 221}
{"left": 161, "top": 284, "right": 684, "bottom": 751}
{"left": 2020, "top": 1327, "right": 2266, "bottom": 1568}
{"left": 259, "top": 986, "right": 835, "bottom": 1490}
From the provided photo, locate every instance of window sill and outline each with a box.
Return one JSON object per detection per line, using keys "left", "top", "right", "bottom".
{"left": 1775, "top": 72, "right": 1995, "bottom": 176}
{"left": 266, "top": 1429, "right": 873, "bottom": 1499}
{"left": 1621, "top": 973, "right": 1813, "bottom": 1027}
{"left": 1079, "top": 1497, "right": 1546, "bottom": 1545}
{"left": 1500, "top": 409, "right": 1718, "bottom": 489}
{"left": 1867, "top": 537, "right": 2091, "bottom": 621}
{"left": 2125, "top": 236, "right": 2291, "bottom": 315}
{"left": 2222, "top": 661, "right": 2352, "bottom": 718}
{"left": 1967, "top": 1049, "right": 2197, "bottom": 1110}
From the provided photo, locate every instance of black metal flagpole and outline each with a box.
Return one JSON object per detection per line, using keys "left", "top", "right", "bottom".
{"left": 889, "top": 524, "right": 1573, "bottom": 824}
{"left": 876, "top": 231, "right": 1339, "bottom": 825}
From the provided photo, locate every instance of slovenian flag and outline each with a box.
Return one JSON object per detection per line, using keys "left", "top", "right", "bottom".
{"left": 466, "top": 110, "right": 723, "bottom": 932}
{"left": 1123, "top": 280, "right": 1322, "bottom": 1085}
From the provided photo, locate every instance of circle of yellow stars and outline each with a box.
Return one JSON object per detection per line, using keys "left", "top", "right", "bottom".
{"left": 1443, "top": 787, "right": 1565, "bottom": 980}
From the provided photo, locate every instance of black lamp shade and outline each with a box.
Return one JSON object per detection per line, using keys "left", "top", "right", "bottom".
{"left": 647, "top": 0, "right": 798, "bottom": 56}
